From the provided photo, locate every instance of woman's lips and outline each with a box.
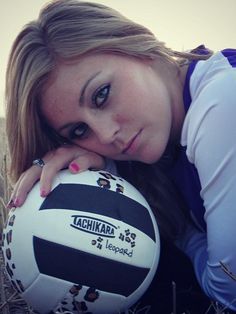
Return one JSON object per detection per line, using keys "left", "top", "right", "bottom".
{"left": 122, "top": 130, "right": 142, "bottom": 154}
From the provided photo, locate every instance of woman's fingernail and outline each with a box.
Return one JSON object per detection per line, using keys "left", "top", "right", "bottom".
{"left": 40, "top": 190, "right": 47, "bottom": 197}
{"left": 7, "top": 199, "right": 15, "bottom": 209}
{"left": 13, "top": 198, "right": 20, "bottom": 207}
{"left": 69, "top": 163, "right": 80, "bottom": 173}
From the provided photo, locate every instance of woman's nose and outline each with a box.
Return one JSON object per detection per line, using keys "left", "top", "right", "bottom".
{"left": 91, "top": 117, "right": 120, "bottom": 145}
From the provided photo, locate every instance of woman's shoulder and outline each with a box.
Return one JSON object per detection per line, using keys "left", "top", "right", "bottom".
{"left": 181, "top": 49, "right": 236, "bottom": 149}
{"left": 190, "top": 49, "right": 236, "bottom": 97}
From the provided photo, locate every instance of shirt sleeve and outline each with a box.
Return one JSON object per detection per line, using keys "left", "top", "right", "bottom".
{"left": 178, "top": 66, "right": 236, "bottom": 310}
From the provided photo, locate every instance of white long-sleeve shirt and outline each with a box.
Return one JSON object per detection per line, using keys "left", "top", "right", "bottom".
{"left": 174, "top": 49, "right": 236, "bottom": 310}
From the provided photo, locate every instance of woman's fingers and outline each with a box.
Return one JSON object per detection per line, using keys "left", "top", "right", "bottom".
{"left": 68, "top": 151, "right": 105, "bottom": 174}
{"left": 40, "top": 149, "right": 105, "bottom": 196}
{"left": 39, "top": 147, "right": 77, "bottom": 196}
{"left": 7, "top": 145, "right": 105, "bottom": 208}
{"left": 8, "top": 165, "right": 42, "bottom": 208}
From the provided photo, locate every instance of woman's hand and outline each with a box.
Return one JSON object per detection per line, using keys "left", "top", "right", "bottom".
{"left": 8, "top": 145, "right": 105, "bottom": 208}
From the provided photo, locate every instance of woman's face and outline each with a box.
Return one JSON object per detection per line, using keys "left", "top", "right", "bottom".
{"left": 41, "top": 53, "right": 184, "bottom": 164}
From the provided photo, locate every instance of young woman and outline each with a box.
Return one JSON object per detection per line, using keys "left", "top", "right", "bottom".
{"left": 5, "top": 0, "right": 236, "bottom": 311}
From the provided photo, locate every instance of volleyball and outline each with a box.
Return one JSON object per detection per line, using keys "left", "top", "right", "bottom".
{"left": 3, "top": 169, "right": 160, "bottom": 314}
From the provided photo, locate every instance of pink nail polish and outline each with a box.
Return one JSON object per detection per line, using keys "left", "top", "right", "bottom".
{"left": 69, "top": 163, "right": 80, "bottom": 173}
{"left": 40, "top": 190, "right": 47, "bottom": 197}
{"left": 13, "top": 198, "right": 20, "bottom": 207}
{"left": 7, "top": 199, "right": 14, "bottom": 209}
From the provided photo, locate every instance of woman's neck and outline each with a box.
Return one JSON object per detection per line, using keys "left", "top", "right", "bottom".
{"left": 170, "top": 63, "right": 189, "bottom": 142}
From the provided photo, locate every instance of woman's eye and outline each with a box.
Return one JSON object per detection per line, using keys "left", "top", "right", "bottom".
{"left": 93, "top": 84, "right": 110, "bottom": 107}
{"left": 69, "top": 123, "right": 89, "bottom": 140}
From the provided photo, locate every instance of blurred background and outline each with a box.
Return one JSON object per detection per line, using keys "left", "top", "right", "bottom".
{"left": 1, "top": 0, "right": 236, "bottom": 117}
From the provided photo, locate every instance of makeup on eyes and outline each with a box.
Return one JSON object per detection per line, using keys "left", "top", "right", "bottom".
{"left": 68, "top": 122, "right": 89, "bottom": 140}
{"left": 56, "top": 69, "right": 114, "bottom": 142}
{"left": 83, "top": 69, "right": 113, "bottom": 107}
{"left": 92, "top": 83, "right": 111, "bottom": 108}
{"left": 67, "top": 83, "right": 111, "bottom": 140}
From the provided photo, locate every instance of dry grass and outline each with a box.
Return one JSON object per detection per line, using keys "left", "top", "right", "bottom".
{"left": 0, "top": 118, "right": 36, "bottom": 313}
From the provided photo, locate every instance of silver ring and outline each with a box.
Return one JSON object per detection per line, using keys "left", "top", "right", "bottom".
{"left": 32, "top": 158, "right": 45, "bottom": 168}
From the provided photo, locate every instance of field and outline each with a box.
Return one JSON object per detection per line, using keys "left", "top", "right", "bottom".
{"left": 0, "top": 117, "right": 235, "bottom": 314}
{"left": 0, "top": 117, "right": 34, "bottom": 313}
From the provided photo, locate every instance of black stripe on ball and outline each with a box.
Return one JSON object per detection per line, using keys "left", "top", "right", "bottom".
{"left": 33, "top": 236, "right": 149, "bottom": 297}
{"left": 39, "top": 184, "right": 156, "bottom": 241}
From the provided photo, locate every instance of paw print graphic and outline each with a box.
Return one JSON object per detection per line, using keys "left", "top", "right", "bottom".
{"left": 99, "top": 171, "right": 116, "bottom": 180}
{"left": 116, "top": 183, "right": 124, "bottom": 193}
{"left": 130, "top": 233, "right": 136, "bottom": 240}
{"left": 97, "top": 178, "right": 111, "bottom": 189}
{"left": 84, "top": 287, "right": 99, "bottom": 302}
{"left": 130, "top": 241, "right": 136, "bottom": 248}
{"left": 8, "top": 215, "right": 16, "bottom": 227}
{"left": 73, "top": 300, "right": 88, "bottom": 312}
{"left": 119, "top": 233, "right": 125, "bottom": 241}
{"left": 91, "top": 237, "right": 103, "bottom": 250}
{"left": 119, "top": 229, "right": 137, "bottom": 247}
{"left": 69, "top": 284, "right": 82, "bottom": 296}
{"left": 125, "top": 229, "right": 130, "bottom": 236}
{"left": 125, "top": 236, "right": 131, "bottom": 243}
{"left": 97, "top": 243, "right": 102, "bottom": 250}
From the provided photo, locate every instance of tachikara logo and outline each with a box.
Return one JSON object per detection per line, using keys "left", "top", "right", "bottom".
{"left": 71, "top": 215, "right": 117, "bottom": 238}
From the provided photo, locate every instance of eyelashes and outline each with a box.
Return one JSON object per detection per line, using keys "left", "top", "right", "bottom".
{"left": 68, "top": 83, "right": 111, "bottom": 140}
{"left": 69, "top": 122, "right": 89, "bottom": 140}
{"left": 92, "top": 83, "right": 110, "bottom": 108}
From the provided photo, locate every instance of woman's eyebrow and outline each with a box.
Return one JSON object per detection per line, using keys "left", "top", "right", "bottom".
{"left": 57, "top": 71, "right": 102, "bottom": 133}
{"left": 79, "top": 71, "right": 101, "bottom": 106}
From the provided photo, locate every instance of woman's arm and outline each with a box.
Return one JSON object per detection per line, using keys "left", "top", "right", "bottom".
{"left": 179, "top": 64, "right": 236, "bottom": 309}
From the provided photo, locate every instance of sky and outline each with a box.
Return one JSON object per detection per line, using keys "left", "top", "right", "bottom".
{"left": 1, "top": 0, "right": 236, "bottom": 117}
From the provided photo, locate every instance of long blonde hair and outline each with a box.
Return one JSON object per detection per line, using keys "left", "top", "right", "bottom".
{"left": 6, "top": 0, "right": 211, "bottom": 239}
{"left": 5, "top": 0, "right": 210, "bottom": 183}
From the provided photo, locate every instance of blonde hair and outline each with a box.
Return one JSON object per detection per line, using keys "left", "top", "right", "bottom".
{"left": 5, "top": 0, "right": 213, "bottom": 239}
{"left": 6, "top": 0, "right": 210, "bottom": 183}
